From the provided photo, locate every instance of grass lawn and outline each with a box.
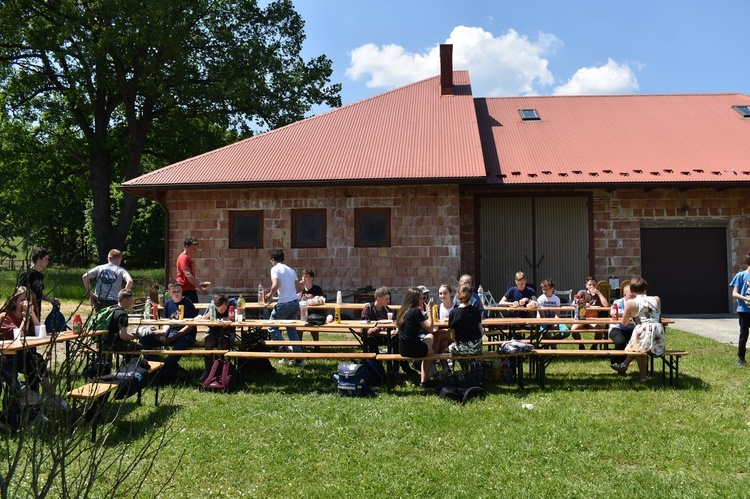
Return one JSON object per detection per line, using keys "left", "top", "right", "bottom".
{"left": 63, "top": 324, "right": 749, "bottom": 497}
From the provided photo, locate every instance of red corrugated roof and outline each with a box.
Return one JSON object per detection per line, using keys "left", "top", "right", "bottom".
{"left": 478, "top": 93, "right": 750, "bottom": 185}
{"left": 122, "top": 71, "right": 485, "bottom": 192}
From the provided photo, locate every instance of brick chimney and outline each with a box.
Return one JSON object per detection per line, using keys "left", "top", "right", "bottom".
{"left": 440, "top": 44, "right": 453, "bottom": 95}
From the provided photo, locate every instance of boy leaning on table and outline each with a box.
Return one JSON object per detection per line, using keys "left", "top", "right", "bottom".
{"left": 102, "top": 289, "right": 143, "bottom": 362}
{"left": 537, "top": 278, "right": 569, "bottom": 341}
{"left": 138, "top": 281, "right": 197, "bottom": 367}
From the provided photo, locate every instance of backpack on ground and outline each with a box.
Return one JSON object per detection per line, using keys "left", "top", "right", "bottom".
{"left": 96, "top": 357, "right": 150, "bottom": 399}
{"left": 92, "top": 305, "right": 117, "bottom": 333}
{"left": 437, "top": 370, "right": 484, "bottom": 404}
{"left": 238, "top": 327, "right": 275, "bottom": 374}
{"left": 334, "top": 363, "right": 373, "bottom": 397}
{"left": 200, "top": 358, "right": 235, "bottom": 392}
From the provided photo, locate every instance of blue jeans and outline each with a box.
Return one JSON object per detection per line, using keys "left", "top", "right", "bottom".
{"left": 140, "top": 332, "right": 196, "bottom": 365}
{"left": 268, "top": 300, "right": 301, "bottom": 353}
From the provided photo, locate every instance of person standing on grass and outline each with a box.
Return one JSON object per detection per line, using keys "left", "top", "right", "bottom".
{"left": 611, "top": 276, "right": 665, "bottom": 383}
{"left": 264, "top": 249, "right": 305, "bottom": 366}
{"left": 176, "top": 236, "right": 209, "bottom": 305}
{"left": 396, "top": 286, "right": 435, "bottom": 388}
{"left": 730, "top": 253, "right": 750, "bottom": 367}
{"left": 17, "top": 247, "right": 59, "bottom": 318}
{"left": 82, "top": 248, "right": 134, "bottom": 311}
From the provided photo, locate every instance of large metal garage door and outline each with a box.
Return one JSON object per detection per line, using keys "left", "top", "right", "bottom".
{"left": 479, "top": 196, "right": 589, "bottom": 298}
{"left": 641, "top": 227, "right": 728, "bottom": 314}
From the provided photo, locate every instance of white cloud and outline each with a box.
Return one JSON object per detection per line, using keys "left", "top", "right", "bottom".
{"left": 552, "top": 58, "right": 639, "bottom": 95}
{"left": 346, "top": 26, "right": 561, "bottom": 96}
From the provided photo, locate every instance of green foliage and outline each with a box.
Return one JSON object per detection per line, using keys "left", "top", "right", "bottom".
{"left": 0, "top": 0, "right": 341, "bottom": 263}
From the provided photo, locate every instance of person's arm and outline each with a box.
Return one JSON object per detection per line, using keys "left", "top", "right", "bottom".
{"left": 620, "top": 299, "right": 637, "bottom": 326}
{"left": 82, "top": 270, "right": 97, "bottom": 302}
{"left": 162, "top": 325, "right": 195, "bottom": 345}
{"left": 732, "top": 286, "right": 749, "bottom": 303}
{"left": 420, "top": 299, "right": 434, "bottom": 333}
{"left": 594, "top": 289, "right": 609, "bottom": 307}
{"left": 268, "top": 276, "right": 280, "bottom": 300}
{"left": 118, "top": 316, "right": 137, "bottom": 341}
{"left": 123, "top": 271, "right": 134, "bottom": 290}
{"left": 182, "top": 268, "right": 205, "bottom": 291}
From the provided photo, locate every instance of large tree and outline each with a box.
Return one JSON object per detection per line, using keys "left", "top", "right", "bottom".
{"left": 0, "top": 0, "right": 341, "bottom": 263}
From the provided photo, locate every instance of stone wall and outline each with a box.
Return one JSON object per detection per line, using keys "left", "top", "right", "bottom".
{"left": 165, "top": 185, "right": 463, "bottom": 298}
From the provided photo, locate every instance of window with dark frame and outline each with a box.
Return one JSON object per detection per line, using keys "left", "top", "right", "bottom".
{"left": 519, "top": 108, "right": 540, "bottom": 121}
{"left": 732, "top": 105, "right": 750, "bottom": 118}
{"left": 229, "top": 210, "right": 263, "bottom": 248}
{"left": 292, "top": 209, "right": 327, "bottom": 248}
{"left": 355, "top": 208, "right": 391, "bottom": 247}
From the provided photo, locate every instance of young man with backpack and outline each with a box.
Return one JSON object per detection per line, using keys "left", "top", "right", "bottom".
{"left": 102, "top": 289, "right": 143, "bottom": 359}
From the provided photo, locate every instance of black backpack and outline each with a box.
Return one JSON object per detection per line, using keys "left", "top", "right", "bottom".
{"left": 238, "top": 327, "right": 275, "bottom": 374}
{"left": 200, "top": 358, "right": 235, "bottom": 392}
{"left": 97, "top": 358, "right": 150, "bottom": 399}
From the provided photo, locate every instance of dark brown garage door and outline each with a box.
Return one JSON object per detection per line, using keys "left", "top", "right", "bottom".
{"left": 641, "top": 227, "right": 727, "bottom": 314}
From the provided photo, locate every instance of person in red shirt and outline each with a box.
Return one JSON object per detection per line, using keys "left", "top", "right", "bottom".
{"left": 176, "top": 236, "right": 209, "bottom": 304}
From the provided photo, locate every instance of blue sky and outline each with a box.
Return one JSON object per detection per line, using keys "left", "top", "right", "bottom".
{"left": 292, "top": 0, "right": 750, "bottom": 111}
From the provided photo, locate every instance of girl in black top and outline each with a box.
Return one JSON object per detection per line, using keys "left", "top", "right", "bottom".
{"left": 448, "top": 285, "right": 483, "bottom": 355}
{"left": 396, "top": 287, "right": 434, "bottom": 385}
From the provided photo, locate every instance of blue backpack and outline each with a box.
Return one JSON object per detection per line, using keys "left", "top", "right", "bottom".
{"left": 45, "top": 304, "right": 69, "bottom": 334}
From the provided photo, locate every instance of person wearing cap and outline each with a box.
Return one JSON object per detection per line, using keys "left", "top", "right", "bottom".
{"left": 82, "top": 248, "right": 134, "bottom": 311}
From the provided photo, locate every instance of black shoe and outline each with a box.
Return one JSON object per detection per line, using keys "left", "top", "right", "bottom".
{"left": 738, "top": 359, "right": 747, "bottom": 367}
{"left": 198, "top": 370, "right": 209, "bottom": 382}
{"left": 419, "top": 379, "right": 439, "bottom": 389}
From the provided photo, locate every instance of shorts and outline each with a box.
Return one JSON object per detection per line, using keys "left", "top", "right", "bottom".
{"left": 399, "top": 339, "right": 429, "bottom": 358}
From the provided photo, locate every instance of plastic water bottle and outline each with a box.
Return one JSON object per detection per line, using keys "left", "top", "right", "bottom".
{"left": 144, "top": 298, "right": 152, "bottom": 320}
{"left": 236, "top": 294, "right": 245, "bottom": 322}
{"left": 258, "top": 283, "right": 265, "bottom": 305}
{"left": 300, "top": 295, "right": 308, "bottom": 322}
{"left": 209, "top": 299, "right": 217, "bottom": 321}
{"left": 158, "top": 286, "right": 164, "bottom": 305}
{"left": 478, "top": 285, "right": 485, "bottom": 305}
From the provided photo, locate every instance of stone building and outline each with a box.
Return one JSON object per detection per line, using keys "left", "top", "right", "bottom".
{"left": 122, "top": 45, "right": 750, "bottom": 313}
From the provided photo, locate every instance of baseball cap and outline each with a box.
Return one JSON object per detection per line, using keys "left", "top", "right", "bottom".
{"left": 417, "top": 285, "right": 429, "bottom": 294}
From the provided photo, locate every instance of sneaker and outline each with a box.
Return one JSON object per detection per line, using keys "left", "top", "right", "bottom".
{"left": 610, "top": 363, "right": 627, "bottom": 374}
{"left": 738, "top": 359, "right": 747, "bottom": 367}
{"left": 277, "top": 358, "right": 288, "bottom": 365}
{"left": 198, "top": 370, "right": 209, "bottom": 382}
{"left": 291, "top": 359, "right": 307, "bottom": 368}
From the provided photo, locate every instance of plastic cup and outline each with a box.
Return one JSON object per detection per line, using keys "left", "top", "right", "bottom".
{"left": 34, "top": 325, "right": 47, "bottom": 338}
{"left": 387, "top": 312, "right": 393, "bottom": 321}
{"left": 522, "top": 403, "right": 534, "bottom": 410}
{"left": 12, "top": 328, "right": 21, "bottom": 341}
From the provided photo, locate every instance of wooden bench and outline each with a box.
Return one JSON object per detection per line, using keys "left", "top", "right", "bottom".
{"left": 530, "top": 349, "right": 688, "bottom": 388}
{"left": 67, "top": 360, "right": 165, "bottom": 441}
{"left": 375, "top": 352, "right": 530, "bottom": 391}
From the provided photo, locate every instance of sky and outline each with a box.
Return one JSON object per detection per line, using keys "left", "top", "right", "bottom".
{"left": 291, "top": 0, "right": 750, "bottom": 112}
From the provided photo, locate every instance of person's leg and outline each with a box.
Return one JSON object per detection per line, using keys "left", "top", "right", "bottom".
{"left": 183, "top": 290, "right": 199, "bottom": 305}
{"left": 609, "top": 327, "right": 628, "bottom": 365}
{"left": 420, "top": 335, "right": 434, "bottom": 384}
{"left": 204, "top": 334, "right": 218, "bottom": 372}
{"left": 570, "top": 324, "right": 584, "bottom": 349}
{"left": 274, "top": 300, "right": 301, "bottom": 352}
{"left": 164, "top": 334, "right": 195, "bottom": 365}
{"left": 267, "top": 304, "right": 283, "bottom": 342}
{"left": 635, "top": 356, "right": 648, "bottom": 382}
{"left": 138, "top": 334, "right": 162, "bottom": 361}
{"left": 738, "top": 312, "right": 750, "bottom": 364}
{"left": 591, "top": 327, "right": 603, "bottom": 349}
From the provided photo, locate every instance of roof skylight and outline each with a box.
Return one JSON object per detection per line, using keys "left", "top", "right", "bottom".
{"left": 519, "top": 109, "right": 540, "bottom": 121}
{"left": 733, "top": 105, "right": 750, "bottom": 118}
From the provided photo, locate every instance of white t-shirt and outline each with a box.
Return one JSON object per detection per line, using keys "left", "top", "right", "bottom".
{"left": 537, "top": 294, "right": 560, "bottom": 319}
{"left": 439, "top": 303, "right": 454, "bottom": 320}
{"left": 271, "top": 263, "right": 299, "bottom": 304}
{"left": 88, "top": 262, "right": 132, "bottom": 301}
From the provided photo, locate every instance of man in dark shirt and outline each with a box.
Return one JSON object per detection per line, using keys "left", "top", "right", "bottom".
{"left": 104, "top": 289, "right": 143, "bottom": 361}
{"left": 139, "top": 281, "right": 197, "bottom": 366}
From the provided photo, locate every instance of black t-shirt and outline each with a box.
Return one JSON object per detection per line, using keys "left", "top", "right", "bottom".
{"left": 398, "top": 307, "right": 425, "bottom": 343}
{"left": 104, "top": 305, "right": 129, "bottom": 348}
{"left": 448, "top": 305, "right": 482, "bottom": 343}
{"left": 18, "top": 268, "right": 45, "bottom": 308}
{"left": 303, "top": 284, "right": 324, "bottom": 297}
{"left": 361, "top": 302, "right": 391, "bottom": 321}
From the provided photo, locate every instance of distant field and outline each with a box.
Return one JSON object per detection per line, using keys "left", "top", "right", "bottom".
{"left": 0, "top": 267, "right": 165, "bottom": 302}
